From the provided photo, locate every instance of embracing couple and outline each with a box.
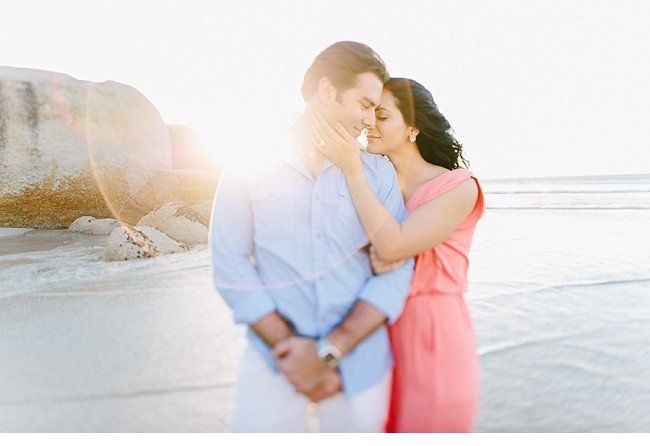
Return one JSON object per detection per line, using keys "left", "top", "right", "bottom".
{"left": 209, "top": 41, "right": 485, "bottom": 432}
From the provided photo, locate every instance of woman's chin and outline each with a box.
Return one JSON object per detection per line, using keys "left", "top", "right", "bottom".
{"left": 366, "top": 140, "right": 385, "bottom": 155}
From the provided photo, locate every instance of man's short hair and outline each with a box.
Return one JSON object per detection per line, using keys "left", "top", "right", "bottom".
{"left": 301, "top": 41, "right": 389, "bottom": 101}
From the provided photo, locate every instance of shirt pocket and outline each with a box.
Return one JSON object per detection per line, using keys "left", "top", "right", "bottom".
{"left": 248, "top": 187, "right": 297, "bottom": 241}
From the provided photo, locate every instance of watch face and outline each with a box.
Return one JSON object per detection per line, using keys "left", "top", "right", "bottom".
{"left": 318, "top": 339, "right": 340, "bottom": 368}
{"left": 324, "top": 352, "right": 337, "bottom": 367}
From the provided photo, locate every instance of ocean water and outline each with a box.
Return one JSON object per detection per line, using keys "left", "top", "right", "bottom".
{"left": 470, "top": 174, "right": 650, "bottom": 432}
{"left": 0, "top": 174, "right": 648, "bottom": 431}
{"left": 483, "top": 174, "right": 650, "bottom": 210}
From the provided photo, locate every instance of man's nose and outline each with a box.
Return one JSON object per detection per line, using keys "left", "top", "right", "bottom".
{"left": 362, "top": 111, "right": 376, "bottom": 129}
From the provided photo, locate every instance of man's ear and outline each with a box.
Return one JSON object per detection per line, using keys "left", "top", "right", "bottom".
{"left": 316, "top": 76, "right": 337, "bottom": 107}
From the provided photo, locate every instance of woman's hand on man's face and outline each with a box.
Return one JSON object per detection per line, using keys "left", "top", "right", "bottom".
{"left": 308, "top": 110, "right": 364, "bottom": 177}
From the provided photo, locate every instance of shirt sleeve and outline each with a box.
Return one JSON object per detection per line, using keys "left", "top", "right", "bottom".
{"left": 209, "top": 170, "right": 277, "bottom": 325}
{"left": 356, "top": 157, "right": 414, "bottom": 323}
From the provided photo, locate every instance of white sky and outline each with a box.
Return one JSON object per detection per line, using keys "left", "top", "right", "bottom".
{"left": 2, "top": 0, "right": 649, "bottom": 179}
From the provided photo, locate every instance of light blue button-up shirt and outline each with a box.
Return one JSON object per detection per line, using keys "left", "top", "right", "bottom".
{"left": 209, "top": 145, "right": 414, "bottom": 399}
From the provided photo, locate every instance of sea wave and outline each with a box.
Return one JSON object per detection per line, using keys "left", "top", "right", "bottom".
{"left": 487, "top": 206, "right": 650, "bottom": 210}
{"left": 472, "top": 276, "right": 650, "bottom": 301}
{"left": 486, "top": 189, "right": 650, "bottom": 195}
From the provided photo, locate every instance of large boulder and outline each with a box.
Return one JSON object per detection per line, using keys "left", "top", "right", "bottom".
{"left": 0, "top": 66, "right": 172, "bottom": 228}
{"left": 105, "top": 225, "right": 186, "bottom": 261}
{"left": 116, "top": 168, "right": 218, "bottom": 225}
{"left": 136, "top": 202, "right": 208, "bottom": 247}
{"left": 189, "top": 199, "right": 213, "bottom": 225}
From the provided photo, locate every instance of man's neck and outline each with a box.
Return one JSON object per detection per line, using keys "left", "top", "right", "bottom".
{"left": 300, "top": 148, "right": 326, "bottom": 181}
{"left": 289, "top": 112, "right": 327, "bottom": 180}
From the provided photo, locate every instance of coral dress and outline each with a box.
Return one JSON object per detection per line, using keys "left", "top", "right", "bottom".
{"left": 385, "top": 169, "right": 485, "bottom": 433}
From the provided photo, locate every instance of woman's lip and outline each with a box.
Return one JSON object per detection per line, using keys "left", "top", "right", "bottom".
{"left": 367, "top": 135, "right": 381, "bottom": 139}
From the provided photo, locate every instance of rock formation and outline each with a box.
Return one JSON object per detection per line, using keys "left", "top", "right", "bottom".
{"left": 136, "top": 202, "right": 208, "bottom": 247}
{"left": 105, "top": 225, "right": 186, "bottom": 261}
{"left": 117, "top": 169, "right": 218, "bottom": 224}
{"left": 68, "top": 216, "right": 120, "bottom": 235}
{"left": 1, "top": 67, "right": 220, "bottom": 259}
{"left": 0, "top": 66, "right": 172, "bottom": 228}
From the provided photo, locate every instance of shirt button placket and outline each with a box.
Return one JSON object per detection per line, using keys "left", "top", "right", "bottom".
{"left": 312, "top": 188, "right": 327, "bottom": 334}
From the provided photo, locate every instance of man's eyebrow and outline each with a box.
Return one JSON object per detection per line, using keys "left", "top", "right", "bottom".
{"left": 362, "top": 97, "right": 377, "bottom": 107}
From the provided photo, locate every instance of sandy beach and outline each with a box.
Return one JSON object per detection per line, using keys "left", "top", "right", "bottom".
{"left": 0, "top": 230, "right": 239, "bottom": 432}
{"left": 1, "top": 175, "right": 649, "bottom": 432}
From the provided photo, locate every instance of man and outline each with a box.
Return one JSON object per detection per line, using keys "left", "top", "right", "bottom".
{"left": 210, "top": 41, "right": 414, "bottom": 432}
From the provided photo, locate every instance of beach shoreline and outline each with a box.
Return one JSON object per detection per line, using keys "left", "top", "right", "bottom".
{"left": 1, "top": 175, "right": 649, "bottom": 432}
{"left": 0, "top": 228, "right": 32, "bottom": 238}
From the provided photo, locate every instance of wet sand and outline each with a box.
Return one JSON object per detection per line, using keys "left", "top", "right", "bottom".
{"left": 1, "top": 206, "right": 649, "bottom": 432}
{"left": 0, "top": 230, "right": 239, "bottom": 432}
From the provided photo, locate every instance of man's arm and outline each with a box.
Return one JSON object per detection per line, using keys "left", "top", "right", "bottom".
{"left": 338, "top": 157, "right": 415, "bottom": 326}
{"left": 326, "top": 300, "right": 387, "bottom": 355}
{"left": 326, "top": 253, "right": 414, "bottom": 355}
{"left": 272, "top": 300, "right": 387, "bottom": 393}
{"left": 250, "top": 312, "right": 294, "bottom": 347}
{"left": 209, "top": 170, "right": 294, "bottom": 347}
{"left": 273, "top": 159, "right": 413, "bottom": 393}
{"left": 273, "top": 260, "right": 413, "bottom": 393}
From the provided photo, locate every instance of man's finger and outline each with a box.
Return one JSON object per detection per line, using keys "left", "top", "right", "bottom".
{"left": 308, "top": 114, "right": 335, "bottom": 152}
{"left": 310, "top": 111, "right": 336, "bottom": 147}
{"left": 271, "top": 340, "right": 292, "bottom": 359}
{"left": 310, "top": 134, "right": 328, "bottom": 155}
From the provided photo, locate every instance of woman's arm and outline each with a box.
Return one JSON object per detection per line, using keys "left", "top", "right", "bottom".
{"left": 369, "top": 245, "right": 406, "bottom": 274}
{"left": 344, "top": 171, "right": 478, "bottom": 263}
{"left": 310, "top": 111, "right": 478, "bottom": 263}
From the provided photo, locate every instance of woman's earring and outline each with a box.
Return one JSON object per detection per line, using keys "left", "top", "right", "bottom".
{"left": 409, "top": 133, "right": 416, "bottom": 142}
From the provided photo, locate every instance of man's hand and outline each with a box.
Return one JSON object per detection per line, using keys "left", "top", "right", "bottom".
{"left": 302, "top": 368, "right": 343, "bottom": 403}
{"left": 272, "top": 336, "right": 330, "bottom": 393}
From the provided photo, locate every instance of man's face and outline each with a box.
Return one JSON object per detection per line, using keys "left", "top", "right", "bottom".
{"left": 325, "top": 73, "right": 384, "bottom": 138}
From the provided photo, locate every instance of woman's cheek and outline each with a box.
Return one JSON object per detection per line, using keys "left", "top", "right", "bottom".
{"left": 385, "top": 123, "right": 402, "bottom": 147}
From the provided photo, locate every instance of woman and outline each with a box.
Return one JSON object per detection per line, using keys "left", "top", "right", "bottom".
{"left": 309, "top": 78, "right": 485, "bottom": 432}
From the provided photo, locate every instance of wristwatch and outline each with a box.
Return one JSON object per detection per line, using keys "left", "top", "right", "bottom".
{"left": 317, "top": 336, "right": 342, "bottom": 369}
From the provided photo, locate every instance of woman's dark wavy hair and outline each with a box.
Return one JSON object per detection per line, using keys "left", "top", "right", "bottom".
{"left": 384, "top": 78, "right": 468, "bottom": 170}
